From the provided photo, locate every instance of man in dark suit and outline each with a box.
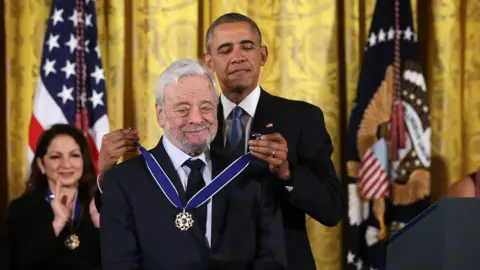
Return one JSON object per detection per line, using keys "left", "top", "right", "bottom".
{"left": 96, "top": 13, "right": 344, "bottom": 270}
{"left": 99, "top": 59, "right": 286, "bottom": 270}
{"left": 201, "top": 13, "right": 344, "bottom": 270}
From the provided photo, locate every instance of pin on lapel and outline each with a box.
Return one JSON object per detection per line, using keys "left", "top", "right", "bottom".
{"left": 266, "top": 123, "right": 273, "bottom": 128}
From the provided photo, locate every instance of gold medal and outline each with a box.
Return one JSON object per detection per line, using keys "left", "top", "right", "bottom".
{"left": 175, "top": 210, "right": 194, "bottom": 231}
{"left": 64, "top": 234, "right": 80, "bottom": 250}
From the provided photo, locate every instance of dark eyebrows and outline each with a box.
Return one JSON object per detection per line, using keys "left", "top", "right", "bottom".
{"left": 216, "top": 39, "right": 256, "bottom": 51}
{"left": 239, "top": 39, "right": 255, "bottom": 46}
{"left": 46, "top": 149, "right": 81, "bottom": 156}
{"left": 216, "top": 42, "right": 233, "bottom": 52}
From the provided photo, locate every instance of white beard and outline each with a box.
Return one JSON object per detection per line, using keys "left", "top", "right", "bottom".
{"left": 164, "top": 120, "right": 217, "bottom": 155}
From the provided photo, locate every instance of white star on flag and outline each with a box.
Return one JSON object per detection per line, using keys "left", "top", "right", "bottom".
{"left": 347, "top": 251, "right": 355, "bottom": 264}
{"left": 388, "top": 27, "right": 395, "bottom": 40}
{"left": 60, "top": 60, "right": 76, "bottom": 79}
{"left": 46, "top": 34, "right": 60, "bottom": 52}
{"left": 85, "top": 14, "right": 93, "bottom": 27}
{"left": 368, "top": 32, "right": 377, "bottom": 47}
{"left": 94, "top": 44, "right": 101, "bottom": 58}
{"left": 378, "top": 29, "right": 386, "bottom": 42}
{"left": 51, "top": 8, "right": 64, "bottom": 26}
{"left": 90, "top": 66, "right": 105, "bottom": 84}
{"left": 89, "top": 90, "right": 105, "bottom": 109}
{"left": 65, "top": 34, "right": 78, "bottom": 54}
{"left": 43, "top": 59, "right": 57, "bottom": 77}
{"left": 404, "top": 26, "right": 413, "bottom": 40}
{"left": 355, "top": 259, "right": 363, "bottom": 270}
{"left": 85, "top": 40, "right": 90, "bottom": 53}
{"left": 57, "top": 85, "right": 74, "bottom": 104}
{"left": 68, "top": 9, "right": 83, "bottom": 27}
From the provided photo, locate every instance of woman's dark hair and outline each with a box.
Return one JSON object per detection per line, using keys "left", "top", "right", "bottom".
{"left": 26, "top": 124, "right": 97, "bottom": 202}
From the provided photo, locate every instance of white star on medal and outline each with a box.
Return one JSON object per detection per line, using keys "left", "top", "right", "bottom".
{"left": 175, "top": 210, "right": 194, "bottom": 231}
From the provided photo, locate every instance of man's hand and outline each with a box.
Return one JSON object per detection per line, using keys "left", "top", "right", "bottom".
{"left": 98, "top": 128, "right": 139, "bottom": 175}
{"left": 248, "top": 133, "right": 291, "bottom": 180}
{"left": 89, "top": 198, "right": 100, "bottom": 228}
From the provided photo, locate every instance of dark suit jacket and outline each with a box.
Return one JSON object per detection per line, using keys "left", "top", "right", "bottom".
{"left": 6, "top": 192, "right": 101, "bottom": 270}
{"left": 212, "top": 89, "right": 345, "bottom": 270}
{"left": 0, "top": 226, "right": 11, "bottom": 270}
{"left": 100, "top": 138, "right": 287, "bottom": 270}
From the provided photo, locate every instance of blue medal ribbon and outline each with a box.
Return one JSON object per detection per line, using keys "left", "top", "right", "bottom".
{"left": 137, "top": 141, "right": 251, "bottom": 211}
{"left": 46, "top": 187, "right": 81, "bottom": 222}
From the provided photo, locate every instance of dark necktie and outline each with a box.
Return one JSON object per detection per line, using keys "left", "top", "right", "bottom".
{"left": 183, "top": 159, "right": 206, "bottom": 235}
{"left": 225, "top": 106, "right": 245, "bottom": 158}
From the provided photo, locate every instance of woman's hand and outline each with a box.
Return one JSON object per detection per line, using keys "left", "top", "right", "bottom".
{"left": 51, "top": 181, "right": 69, "bottom": 236}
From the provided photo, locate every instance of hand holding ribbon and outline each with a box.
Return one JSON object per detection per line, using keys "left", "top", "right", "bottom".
{"left": 248, "top": 132, "right": 291, "bottom": 180}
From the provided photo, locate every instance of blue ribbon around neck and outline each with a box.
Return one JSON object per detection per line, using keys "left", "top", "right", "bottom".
{"left": 137, "top": 141, "right": 251, "bottom": 210}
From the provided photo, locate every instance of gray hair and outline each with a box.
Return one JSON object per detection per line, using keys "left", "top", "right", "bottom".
{"left": 205, "top": 12, "right": 262, "bottom": 54}
{"left": 155, "top": 58, "right": 218, "bottom": 107}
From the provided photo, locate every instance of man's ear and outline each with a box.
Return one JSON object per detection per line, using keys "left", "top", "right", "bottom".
{"left": 260, "top": 45, "right": 268, "bottom": 67}
{"left": 156, "top": 103, "right": 165, "bottom": 128}
{"left": 203, "top": 53, "right": 214, "bottom": 71}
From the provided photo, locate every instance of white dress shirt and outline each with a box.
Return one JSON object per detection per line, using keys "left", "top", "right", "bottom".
{"left": 220, "top": 85, "right": 261, "bottom": 150}
{"left": 162, "top": 136, "right": 213, "bottom": 247}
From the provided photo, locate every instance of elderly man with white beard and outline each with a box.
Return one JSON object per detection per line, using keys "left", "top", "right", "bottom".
{"left": 99, "top": 59, "right": 287, "bottom": 270}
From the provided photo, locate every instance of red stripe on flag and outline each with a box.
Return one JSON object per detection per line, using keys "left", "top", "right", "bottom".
{"left": 358, "top": 151, "right": 389, "bottom": 199}
{"left": 360, "top": 159, "right": 379, "bottom": 184}
{"left": 29, "top": 115, "right": 45, "bottom": 152}
{"left": 87, "top": 133, "right": 99, "bottom": 174}
{"left": 360, "top": 165, "right": 381, "bottom": 190}
{"left": 361, "top": 151, "right": 374, "bottom": 166}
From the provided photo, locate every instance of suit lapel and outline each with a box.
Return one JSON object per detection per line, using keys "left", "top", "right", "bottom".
{"left": 251, "top": 88, "right": 277, "bottom": 134}
{"left": 250, "top": 89, "right": 277, "bottom": 172}
{"left": 150, "top": 138, "right": 187, "bottom": 204}
{"left": 211, "top": 100, "right": 225, "bottom": 151}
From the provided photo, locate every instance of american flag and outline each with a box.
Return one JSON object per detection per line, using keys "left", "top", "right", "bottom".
{"left": 28, "top": 0, "right": 109, "bottom": 171}
{"left": 358, "top": 139, "right": 389, "bottom": 200}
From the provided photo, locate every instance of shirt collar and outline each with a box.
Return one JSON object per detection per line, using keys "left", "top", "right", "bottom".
{"left": 220, "top": 85, "right": 261, "bottom": 119}
{"left": 162, "top": 135, "right": 209, "bottom": 170}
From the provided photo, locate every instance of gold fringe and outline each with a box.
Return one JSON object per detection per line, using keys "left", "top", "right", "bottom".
{"left": 373, "top": 198, "right": 387, "bottom": 240}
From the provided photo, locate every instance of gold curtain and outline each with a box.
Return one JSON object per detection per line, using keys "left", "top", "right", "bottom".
{"left": 5, "top": 0, "right": 480, "bottom": 269}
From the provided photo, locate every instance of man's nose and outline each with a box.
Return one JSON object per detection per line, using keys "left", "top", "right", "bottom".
{"left": 188, "top": 107, "right": 203, "bottom": 123}
{"left": 231, "top": 48, "right": 246, "bottom": 64}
